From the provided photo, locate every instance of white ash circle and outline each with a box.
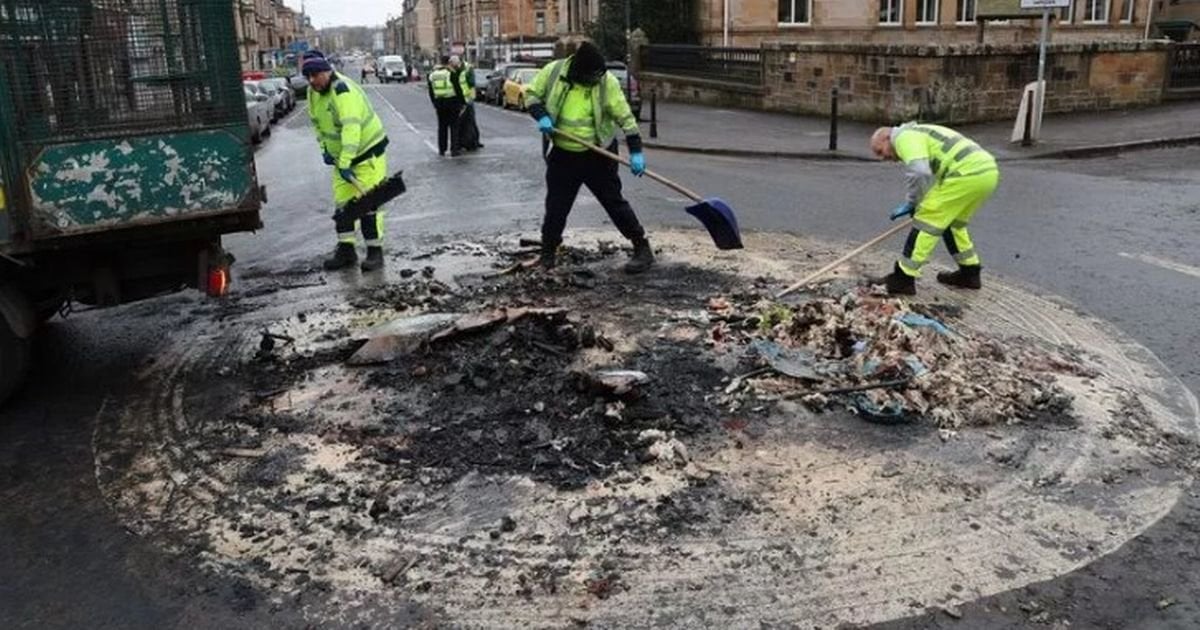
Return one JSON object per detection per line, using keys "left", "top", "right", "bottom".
{"left": 92, "top": 230, "right": 1198, "bottom": 628}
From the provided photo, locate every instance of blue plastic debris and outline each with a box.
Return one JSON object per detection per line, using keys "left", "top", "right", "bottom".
{"left": 751, "top": 339, "right": 843, "bottom": 381}
{"left": 895, "top": 313, "right": 952, "bottom": 336}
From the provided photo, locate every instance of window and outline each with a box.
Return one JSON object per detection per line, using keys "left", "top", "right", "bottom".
{"left": 1084, "top": 0, "right": 1109, "bottom": 23}
{"left": 482, "top": 16, "right": 494, "bottom": 37}
{"left": 778, "top": 0, "right": 812, "bottom": 24}
{"left": 880, "top": 0, "right": 903, "bottom": 24}
{"left": 956, "top": 0, "right": 975, "bottom": 23}
{"left": 1058, "top": 1, "right": 1075, "bottom": 24}
{"left": 1120, "top": 0, "right": 1134, "bottom": 22}
{"left": 916, "top": 0, "right": 938, "bottom": 24}
{"left": 535, "top": 11, "right": 545, "bottom": 35}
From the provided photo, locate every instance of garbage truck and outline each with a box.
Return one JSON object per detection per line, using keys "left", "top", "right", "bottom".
{"left": 0, "top": 0, "right": 264, "bottom": 403}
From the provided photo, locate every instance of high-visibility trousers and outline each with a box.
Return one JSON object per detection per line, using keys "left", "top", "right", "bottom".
{"left": 332, "top": 153, "right": 388, "bottom": 247}
{"left": 898, "top": 168, "right": 999, "bottom": 277}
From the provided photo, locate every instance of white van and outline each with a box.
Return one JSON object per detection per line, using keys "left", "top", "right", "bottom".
{"left": 378, "top": 55, "right": 407, "bottom": 83}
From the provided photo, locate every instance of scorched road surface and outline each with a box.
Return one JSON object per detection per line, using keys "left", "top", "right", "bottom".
{"left": 2, "top": 82, "right": 1199, "bottom": 629}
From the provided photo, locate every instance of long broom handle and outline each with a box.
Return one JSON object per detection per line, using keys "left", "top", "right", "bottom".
{"left": 552, "top": 128, "right": 705, "bottom": 203}
{"left": 775, "top": 220, "right": 913, "bottom": 298}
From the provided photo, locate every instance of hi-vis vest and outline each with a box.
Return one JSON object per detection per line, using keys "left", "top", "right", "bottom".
{"left": 893, "top": 123, "right": 997, "bottom": 181}
{"left": 308, "top": 74, "right": 387, "bottom": 170}
{"left": 525, "top": 58, "right": 638, "bottom": 152}
{"left": 429, "top": 68, "right": 456, "bottom": 99}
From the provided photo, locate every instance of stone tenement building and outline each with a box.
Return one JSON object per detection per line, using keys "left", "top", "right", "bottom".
{"left": 696, "top": 0, "right": 1153, "bottom": 46}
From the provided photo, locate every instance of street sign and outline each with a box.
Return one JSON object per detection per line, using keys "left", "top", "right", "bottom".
{"left": 978, "top": 0, "right": 1064, "bottom": 16}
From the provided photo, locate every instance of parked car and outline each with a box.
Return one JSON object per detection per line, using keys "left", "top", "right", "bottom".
{"left": 288, "top": 73, "right": 309, "bottom": 98}
{"left": 243, "top": 80, "right": 283, "bottom": 122}
{"left": 472, "top": 68, "right": 490, "bottom": 101}
{"left": 606, "top": 61, "right": 642, "bottom": 120}
{"left": 261, "top": 77, "right": 295, "bottom": 114}
{"left": 503, "top": 68, "right": 540, "bottom": 111}
{"left": 244, "top": 85, "right": 272, "bottom": 144}
{"left": 378, "top": 54, "right": 408, "bottom": 83}
{"left": 484, "top": 63, "right": 533, "bottom": 105}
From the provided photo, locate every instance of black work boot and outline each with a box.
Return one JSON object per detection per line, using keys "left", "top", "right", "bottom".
{"left": 323, "top": 242, "right": 358, "bottom": 271}
{"left": 624, "top": 238, "right": 656, "bottom": 275}
{"left": 361, "top": 246, "right": 385, "bottom": 272}
{"left": 539, "top": 243, "right": 559, "bottom": 270}
{"left": 937, "top": 265, "right": 982, "bottom": 289}
{"left": 867, "top": 262, "right": 916, "bottom": 296}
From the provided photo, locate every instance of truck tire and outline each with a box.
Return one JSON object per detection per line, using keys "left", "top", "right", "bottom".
{"left": 0, "top": 314, "right": 30, "bottom": 405}
{"left": 0, "top": 286, "right": 34, "bottom": 406}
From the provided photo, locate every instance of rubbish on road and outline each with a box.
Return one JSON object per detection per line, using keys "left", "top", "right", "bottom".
{"left": 258, "top": 330, "right": 295, "bottom": 353}
{"left": 333, "top": 170, "right": 408, "bottom": 224}
{"left": 430, "top": 310, "right": 509, "bottom": 342}
{"left": 582, "top": 369, "right": 651, "bottom": 397}
{"left": 895, "top": 312, "right": 953, "bottom": 336}
{"left": 552, "top": 128, "right": 743, "bottom": 250}
{"left": 723, "top": 287, "right": 1081, "bottom": 428}
{"left": 776, "top": 221, "right": 913, "bottom": 298}
{"left": 638, "top": 429, "right": 690, "bottom": 465}
{"left": 349, "top": 313, "right": 464, "bottom": 365}
{"left": 750, "top": 339, "right": 835, "bottom": 381}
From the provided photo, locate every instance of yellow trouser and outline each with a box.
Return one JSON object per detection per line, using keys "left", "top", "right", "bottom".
{"left": 332, "top": 153, "right": 387, "bottom": 246}
{"left": 898, "top": 169, "right": 999, "bottom": 277}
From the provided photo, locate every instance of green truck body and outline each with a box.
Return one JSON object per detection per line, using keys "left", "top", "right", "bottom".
{"left": 0, "top": 0, "right": 263, "bottom": 403}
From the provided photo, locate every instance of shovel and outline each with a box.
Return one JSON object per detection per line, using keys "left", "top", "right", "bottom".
{"left": 552, "top": 128, "right": 743, "bottom": 250}
{"left": 333, "top": 171, "right": 408, "bottom": 224}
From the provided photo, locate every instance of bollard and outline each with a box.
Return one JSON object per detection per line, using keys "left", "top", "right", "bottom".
{"left": 1021, "top": 89, "right": 1034, "bottom": 147}
{"left": 829, "top": 87, "right": 839, "bottom": 152}
{"left": 650, "top": 90, "right": 658, "bottom": 139}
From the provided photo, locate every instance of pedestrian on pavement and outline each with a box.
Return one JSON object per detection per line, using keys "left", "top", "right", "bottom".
{"left": 869, "top": 123, "right": 1000, "bottom": 295}
{"left": 525, "top": 39, "right": 654, "bottom": 274}
{"left": 450, "top": 56, "right": 483, "bottom": 152}
{"left": 428, "top": 56, "right": 464, "bottom": 157}
{"left": 302, "top": 50, "right": 391, "bottom": 272}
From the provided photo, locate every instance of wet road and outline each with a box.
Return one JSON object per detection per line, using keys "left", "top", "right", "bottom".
{"left": 2, "top": 79, "right": 1199, "bottom": 628}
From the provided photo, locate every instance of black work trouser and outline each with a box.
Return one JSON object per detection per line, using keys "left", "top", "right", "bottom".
{"left": 434, "top": 99, "right": 463, "bottom": 154}
{"left": 542, "top": 142, "right": 646, "bottom": 248}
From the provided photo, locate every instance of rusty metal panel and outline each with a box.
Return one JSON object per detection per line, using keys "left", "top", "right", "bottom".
{"left": 25, "top": 127, "right": 255, "bottom": 237}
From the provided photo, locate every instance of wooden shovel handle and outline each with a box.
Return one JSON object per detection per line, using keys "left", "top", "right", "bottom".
{"left": 776, "top": 220, "right": 914, "bottom": 298}
{"left": 552, "top": 128, "right": 704, "bottom": 203}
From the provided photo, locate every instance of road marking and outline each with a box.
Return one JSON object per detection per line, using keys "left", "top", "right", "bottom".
{"left": 1118, "top": 252, "right": 1200, "bottom": 279}
{"left": 369, "top": 86, "right": 439, "bottom": 154}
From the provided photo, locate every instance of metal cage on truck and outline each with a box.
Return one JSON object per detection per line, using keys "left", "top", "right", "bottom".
{"left": 0, "top": 0, "right": 262, "bottom": 249}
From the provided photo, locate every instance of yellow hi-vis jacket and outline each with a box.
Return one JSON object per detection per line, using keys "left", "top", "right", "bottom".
{"left": 308, "top": 73, "right": 387, "bottom": 170}
{"left": 525, "top": 57, "right": 639, "bottom": 152}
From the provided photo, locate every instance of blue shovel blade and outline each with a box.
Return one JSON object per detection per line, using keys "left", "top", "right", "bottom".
{"left": 685, "top": 197, "right": 744, "bottom": 250}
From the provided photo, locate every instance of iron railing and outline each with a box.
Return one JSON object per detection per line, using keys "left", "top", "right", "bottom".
{"left": 641, "top": 45, "right": 764, "bottom": 87}
{"left": 0, "top": 0, "right": 245, "bottom": 143}
{"left": 1167, "top": 43, "right": 1200, "bottom": 91}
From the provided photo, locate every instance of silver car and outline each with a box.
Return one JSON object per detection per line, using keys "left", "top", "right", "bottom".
{"left": 244, "top": 85, "right": 272, "bottom": 143}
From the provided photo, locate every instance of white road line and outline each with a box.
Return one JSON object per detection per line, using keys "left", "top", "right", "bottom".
{"left": 1118, "top": 252, "right": 1200, "bottom": 280}
{"left": 369, "top": 86, "right": 439, "bottom": 154}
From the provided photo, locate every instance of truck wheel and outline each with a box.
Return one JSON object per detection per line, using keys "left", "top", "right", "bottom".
{"left": 0, "top": 315, "right": 30, "bottom": 405}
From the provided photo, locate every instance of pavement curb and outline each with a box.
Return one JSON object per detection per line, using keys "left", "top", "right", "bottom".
{"left": 1021, "top": 134, "right": 1200, "bottom": 160}
{"left": 645, "top": 134, "right": 1200, "bottom": 163}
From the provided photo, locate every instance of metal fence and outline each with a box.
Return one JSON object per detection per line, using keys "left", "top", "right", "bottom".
{"left": 641, "top": 45, "right": 764, "bottom": 87}
{"left": 0, "top": 0, "right": 245, "bottom": 143}
{"left": 1167, "top": 43, "right": 1200, "bottom": 91}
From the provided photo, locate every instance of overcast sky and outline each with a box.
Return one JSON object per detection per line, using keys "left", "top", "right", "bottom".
{"left": 283, "top": 0, "right": 394, "bottom": 29}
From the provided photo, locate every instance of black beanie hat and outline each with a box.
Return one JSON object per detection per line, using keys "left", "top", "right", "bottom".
{"left": 567, "top": 41, "right": 606, "bottom": 85}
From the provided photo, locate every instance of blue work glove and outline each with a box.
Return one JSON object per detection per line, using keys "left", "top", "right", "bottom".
{"left": 338, "top": 168, "right": 356, "bottom": 184}
{"left": 322, "top": 151, "right": 335, "bottom": 166}
{"left": 889, "top": 202, "right": 915, "bottom": 221}
{"left": 537, "top": 116, "right": 554, "bottom": 135}
{"left": 630, "top": 152, "right": 646, "bottom": 177}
